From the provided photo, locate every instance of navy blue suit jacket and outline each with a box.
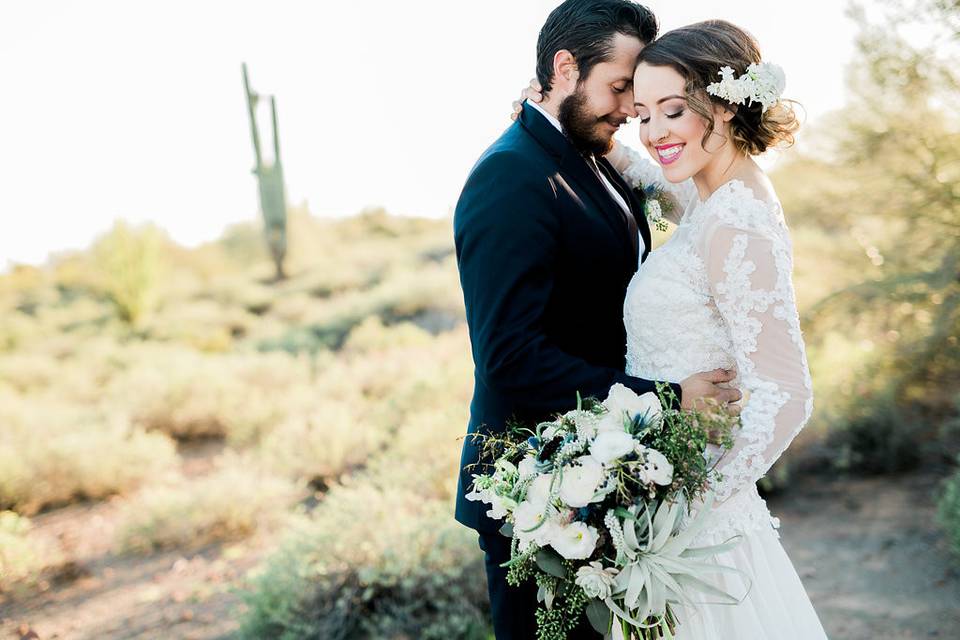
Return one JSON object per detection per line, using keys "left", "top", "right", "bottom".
{"left": 453, "top": 103, "right": 682, "bottom": 533}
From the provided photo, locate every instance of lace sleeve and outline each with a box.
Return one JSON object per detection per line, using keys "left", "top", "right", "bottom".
{"left": 605, "top": 142, "right": 697, "bottom": 224}
{"left": 698, "top": 208, "right": 814, "bottom": 503}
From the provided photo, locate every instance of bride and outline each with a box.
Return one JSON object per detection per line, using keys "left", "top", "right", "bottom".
{"left": 520, "top": 19, "right": 828, "bottom": 639}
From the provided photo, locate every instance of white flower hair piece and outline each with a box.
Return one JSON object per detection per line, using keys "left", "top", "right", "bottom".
{"left": 706, "top": 62, "right": 786, "bottom": 113}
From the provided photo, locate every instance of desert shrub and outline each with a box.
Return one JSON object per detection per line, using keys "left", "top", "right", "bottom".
{"left": 0, "top": 396, "right": 176, "bottom": 514}
{"left": 240, "top": 342, "right": 480, "bottom": 639}
{"left": 112, "top": 346, "right": 312, "bottom": 443}
{"left": 91, "top": 220, "right": 167, "bottom": 326}
{"left": 0, "top": 511, "right": 63, "bottom": 594}
{"left": 259, "top": 401, "right": 387, "bottom": 485}
{"left": 238, "top": 486, "right": 488, "bottom": 640}
{"left": 340, "top": 316, "right": 433, "bottom": 354}
{"left": 141, "top": 298, "right": 254, "bottom": 352}
{"left": 116, "top": 456, "right": 301, "bottom": 553}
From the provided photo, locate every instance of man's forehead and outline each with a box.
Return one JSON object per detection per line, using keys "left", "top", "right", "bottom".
{"left": 595, "top": 33, "right": 644, "bottom": 75}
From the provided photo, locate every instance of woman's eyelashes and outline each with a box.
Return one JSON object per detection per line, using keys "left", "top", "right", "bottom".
{"left": 636, "top": 108, "right": 684, "bottom": 125}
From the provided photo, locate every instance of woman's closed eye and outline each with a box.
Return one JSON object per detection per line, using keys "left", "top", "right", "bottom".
{"left": 637, "top": 109, "right": 684, "bottom": 125}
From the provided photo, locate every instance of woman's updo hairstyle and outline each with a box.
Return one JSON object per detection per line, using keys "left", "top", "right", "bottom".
{"left": 637, "top": 20, "right": 800, "bottom": 155}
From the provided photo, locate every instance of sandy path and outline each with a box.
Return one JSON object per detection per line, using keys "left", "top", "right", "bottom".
{"left": 769, "top": 469, "right": 960, "bottom": 639}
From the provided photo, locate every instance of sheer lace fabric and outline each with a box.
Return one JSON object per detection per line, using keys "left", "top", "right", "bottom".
{"left": 617, "top": 147, "right": 827, "bottom": 639}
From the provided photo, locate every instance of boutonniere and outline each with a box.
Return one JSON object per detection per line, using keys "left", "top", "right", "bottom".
{"left": 634, "top": 184, "right": 672, "bottom": 233}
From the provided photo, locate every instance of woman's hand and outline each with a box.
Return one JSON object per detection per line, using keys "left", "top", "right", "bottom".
{"left": 510, "top": 78, "right": 544, "bottom": 120}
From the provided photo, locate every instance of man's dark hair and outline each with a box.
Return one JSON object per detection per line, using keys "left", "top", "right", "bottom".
{"left": 535, "top": 0, "right": 658, "bottom": 94}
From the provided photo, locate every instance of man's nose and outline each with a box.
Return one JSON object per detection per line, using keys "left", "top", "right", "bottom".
{"left": 621, "top": 94, "right": 639, "bottom": 119}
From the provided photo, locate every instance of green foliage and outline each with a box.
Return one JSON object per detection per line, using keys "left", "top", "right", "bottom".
{"left": 91, "top": 220, "right": 167, "bottom": 326}
{"left": 0, "top": 397, "right": 177, "bottom": 514}
{"left": 237, "top": 489, "right": 488, "bottom": 640}
{"left": 0, "top": 510, "right": 62, "bottom": 593}
{"left": 115, "top": 457, "right": 300, "bottom": 553}
{"left": 534, "top": 582, "right": 590, "bottom": 640}
{"left": 775, "top": 1, "right": 960, "bottom": 472}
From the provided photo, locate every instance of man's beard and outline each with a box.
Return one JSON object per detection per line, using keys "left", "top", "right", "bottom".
{"left": 558, "top": 86, "right": 623, "bottom": 156}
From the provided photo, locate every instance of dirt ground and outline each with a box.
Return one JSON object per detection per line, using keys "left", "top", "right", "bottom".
{"left": 2, "top": 468, "right": 958, "bottom": 640}
{"left": 767, "top": 469, "right": 960, "bottom": 639}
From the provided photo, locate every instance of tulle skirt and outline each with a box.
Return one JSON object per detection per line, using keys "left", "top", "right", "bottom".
{"left": 670, "top": 520, "right": 828, "bottom": 639}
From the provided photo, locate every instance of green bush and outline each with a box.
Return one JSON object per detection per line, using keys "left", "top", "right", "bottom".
{"left": 116, "top": 456, "right": 300, "bottom": 553}
{"left": 0, "top": 397, "right": 177, "bottom": 514}
{"left": 91, "top": 221, "right": 167, "bottom": 326}
{"left": 238, "top": 486, "right": 488, "bottom": 640}
{"left": 0, "top": 510, "right": 63, "bottom": 594}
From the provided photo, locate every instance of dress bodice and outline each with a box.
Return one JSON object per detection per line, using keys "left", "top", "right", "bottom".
{"left": 617, "top": 148, "right": 814, "bottom": 543}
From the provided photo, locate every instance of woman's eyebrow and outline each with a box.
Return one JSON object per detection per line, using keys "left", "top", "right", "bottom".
{"left": 634, "top": 94, "right": 685, "bottom": 107}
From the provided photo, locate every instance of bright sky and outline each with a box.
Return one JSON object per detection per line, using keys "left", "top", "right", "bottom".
{"left": 0, "top": 1, "right": 860, "bottom": 270}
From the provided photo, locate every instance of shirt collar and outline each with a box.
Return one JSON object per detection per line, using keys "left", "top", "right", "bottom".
{"left": 527, "top": 100, "right": 563, "bottom": 134}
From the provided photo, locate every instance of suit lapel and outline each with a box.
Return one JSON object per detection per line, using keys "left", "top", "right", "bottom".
{"left": 597, "top": 156, "right": 651, "bottom": 264}
{"left": 518, "top": 103, "right": 636, "bottom": 266}
{"left": 558, "top": 150, "right": 637, "bottom": 259}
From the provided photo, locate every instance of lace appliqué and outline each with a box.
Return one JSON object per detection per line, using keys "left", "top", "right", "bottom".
{"left": 623, "top": 174, "right": 814, "bottom": 538}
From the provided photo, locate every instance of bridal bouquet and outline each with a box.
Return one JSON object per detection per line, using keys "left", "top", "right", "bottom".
{"left": 466, "top": 383, "right": 747, "bottom": 640}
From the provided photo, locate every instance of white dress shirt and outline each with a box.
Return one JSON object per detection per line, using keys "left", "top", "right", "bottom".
{"left": 527, "top": 101, "right": 646, "bottom": 259}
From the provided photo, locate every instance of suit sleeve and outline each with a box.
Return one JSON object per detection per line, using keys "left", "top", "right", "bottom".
{"left": 454, "top": 150, "right": 681, "bottom": 416}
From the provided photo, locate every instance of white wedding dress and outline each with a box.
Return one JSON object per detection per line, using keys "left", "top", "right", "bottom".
{"left": 611, "top": 146, "right": 829, "bottom": 639}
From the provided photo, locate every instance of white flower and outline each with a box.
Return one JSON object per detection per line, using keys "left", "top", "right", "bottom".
{"left": 525, "top": 472, "right": 555, "bottom": 506}
{"left": 518, "top": 455, "right": 538, "bottom": 480}
{"left": 550, "top": 521, "right": 600, "bottom": 560}
{"left": 596, "top": 410, "right": 627, "bottom": 433}
{"left": 645, "top": 199, "right": 663, "bottom": 223}
{"left": 590, "top": 430, "right": 636, "bottom": 465}
{"left": 564, "top": 409, "right": 601, "bottom": 440}
{"left": 638, "top": 448, "right": 674, "bottom": 486}
{"left": 514, "top": 500, "right": 556, "bottom": 550}
{"left": 559, "top": 456, "right": 604, "bottom": 508}
{"left": 541, "top": 424, "right": 560, "bottom": 441}
{"left": 486, "top": 494, "right": 510, "bottom": 520}
{"left": 603, "top": 385, "right": 662, "bottom": 426}
{"left": 575, "top": 561, "right": 620, "bottom": 600}
{"left": 465, "top": 484, "right": 514, "bottom": 520}
{"left": 706, "top": 61, "right": 787, "bottom": 113}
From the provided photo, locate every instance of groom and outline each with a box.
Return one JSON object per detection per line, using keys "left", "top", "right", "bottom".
{"left": 453, "top": 1, "right": 741, "bottom": 638}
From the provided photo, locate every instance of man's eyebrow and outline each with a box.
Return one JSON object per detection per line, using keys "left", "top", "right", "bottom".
{"left": 633, "top": 94, "right": 685, "bottom": 107}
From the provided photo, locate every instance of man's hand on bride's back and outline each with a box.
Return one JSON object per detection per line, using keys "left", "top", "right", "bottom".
{"left": 510, "top": 78, "right": 543, "bottom": 120}
{"left": 679, "top": 368, "right": 742, "bottom": 416}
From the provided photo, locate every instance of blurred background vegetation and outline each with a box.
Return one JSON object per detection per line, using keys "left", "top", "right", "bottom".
{"left": 1, "top": 1, "right": 958, "bottom": 638}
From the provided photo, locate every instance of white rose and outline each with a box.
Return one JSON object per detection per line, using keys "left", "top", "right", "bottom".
{"left": 590, "top": 430, "right": 636, "bottom": 465}
{"left": 603, "top": 385, "right": 663, "bottom": 429}
{"left": 575, "top": 561, "right": 619, "bottom": 600}
{"left": 595, "top": 410, "right": 627, "bottom": 433}
{"left": 514, "top": 500, "right": 556, "bottom": 550}
{"left": 639, "top": 448, "right": 674, "bottom": 486}
{"left": 550, "top": 521, "right": 600, "bottom": 560}
{"left": 559, "top": 456, "right": 604, "bottom": 508}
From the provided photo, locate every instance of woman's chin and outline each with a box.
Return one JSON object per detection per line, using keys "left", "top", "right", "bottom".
{"left": 660, "top": 162, "right": 694, "bottom": 183}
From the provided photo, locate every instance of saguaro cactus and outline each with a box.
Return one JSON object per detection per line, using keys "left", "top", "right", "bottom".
{"left": 243, "top": 62, "right": 288, "bottom": 281}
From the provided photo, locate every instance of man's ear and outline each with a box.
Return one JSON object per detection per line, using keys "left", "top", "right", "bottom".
{"left": 552, "top": 49, "right": 580, "bottom": 89}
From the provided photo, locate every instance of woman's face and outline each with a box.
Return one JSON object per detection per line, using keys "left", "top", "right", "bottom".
{"left": 631, "top": 62, "right": 732, "bottom": 183}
